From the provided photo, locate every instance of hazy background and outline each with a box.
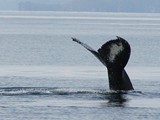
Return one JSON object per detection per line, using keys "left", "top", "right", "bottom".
{"left": 0, "top": 0, "right": 159, "bottom": 13}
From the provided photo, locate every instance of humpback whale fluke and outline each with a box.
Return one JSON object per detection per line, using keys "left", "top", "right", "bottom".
{"left": 72, "top": 37, "right": 133, "bottom": 91}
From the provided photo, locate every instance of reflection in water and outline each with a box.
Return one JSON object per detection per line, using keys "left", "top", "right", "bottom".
{"left": 106, "top": 92, "right": 128, "bottom": 107}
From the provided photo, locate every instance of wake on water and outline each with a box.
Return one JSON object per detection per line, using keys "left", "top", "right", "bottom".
{"left": 2, "top": 86, "right": 160, "bottom": 108}
{"left": 0, "top": 86, "right": 143, "bottom": 99}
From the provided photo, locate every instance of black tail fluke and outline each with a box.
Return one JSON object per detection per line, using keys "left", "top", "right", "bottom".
{"left": 72, "top": 37, "right": 133, "bottom": 91}
{"left": 72, "top": 38, "right": 106, "bottom": 66}
{"left": 98, "top": 36, "right": 131, "bottom": 69}
{"left": 98, "top": 36, "right": 133, "bottom": 90}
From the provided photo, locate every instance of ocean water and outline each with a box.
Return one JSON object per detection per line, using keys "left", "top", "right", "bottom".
{"left": 0, "top": 11, "right": 160, "bottom": 120}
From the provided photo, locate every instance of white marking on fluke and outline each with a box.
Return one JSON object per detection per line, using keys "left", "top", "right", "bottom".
{"left": 108, "top": 42, "right": 124, "bottom": 62}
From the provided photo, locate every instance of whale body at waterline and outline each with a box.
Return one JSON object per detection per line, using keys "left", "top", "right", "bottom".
{"left": 72, "top": 36, "right": 134, "bottom": 91}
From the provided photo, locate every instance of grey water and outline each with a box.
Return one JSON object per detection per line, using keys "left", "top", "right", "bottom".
{"left": 0, "top": 11, "right": 160, "bottom": 120}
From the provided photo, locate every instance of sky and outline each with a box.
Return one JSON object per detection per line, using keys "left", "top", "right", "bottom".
{"left": 0, "top": 0, "right": 71, "bottom": 10}
{"left": 0, "top": 0, "right": 159, "bottom": 13}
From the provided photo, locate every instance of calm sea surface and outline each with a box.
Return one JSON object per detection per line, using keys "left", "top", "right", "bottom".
{"left": 0, "top": 11, "right": 160, "bottom": 120}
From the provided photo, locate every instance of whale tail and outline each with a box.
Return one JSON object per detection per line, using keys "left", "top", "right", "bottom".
{"left": 72, "top": 37, "right": 133, "bottom": 91}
